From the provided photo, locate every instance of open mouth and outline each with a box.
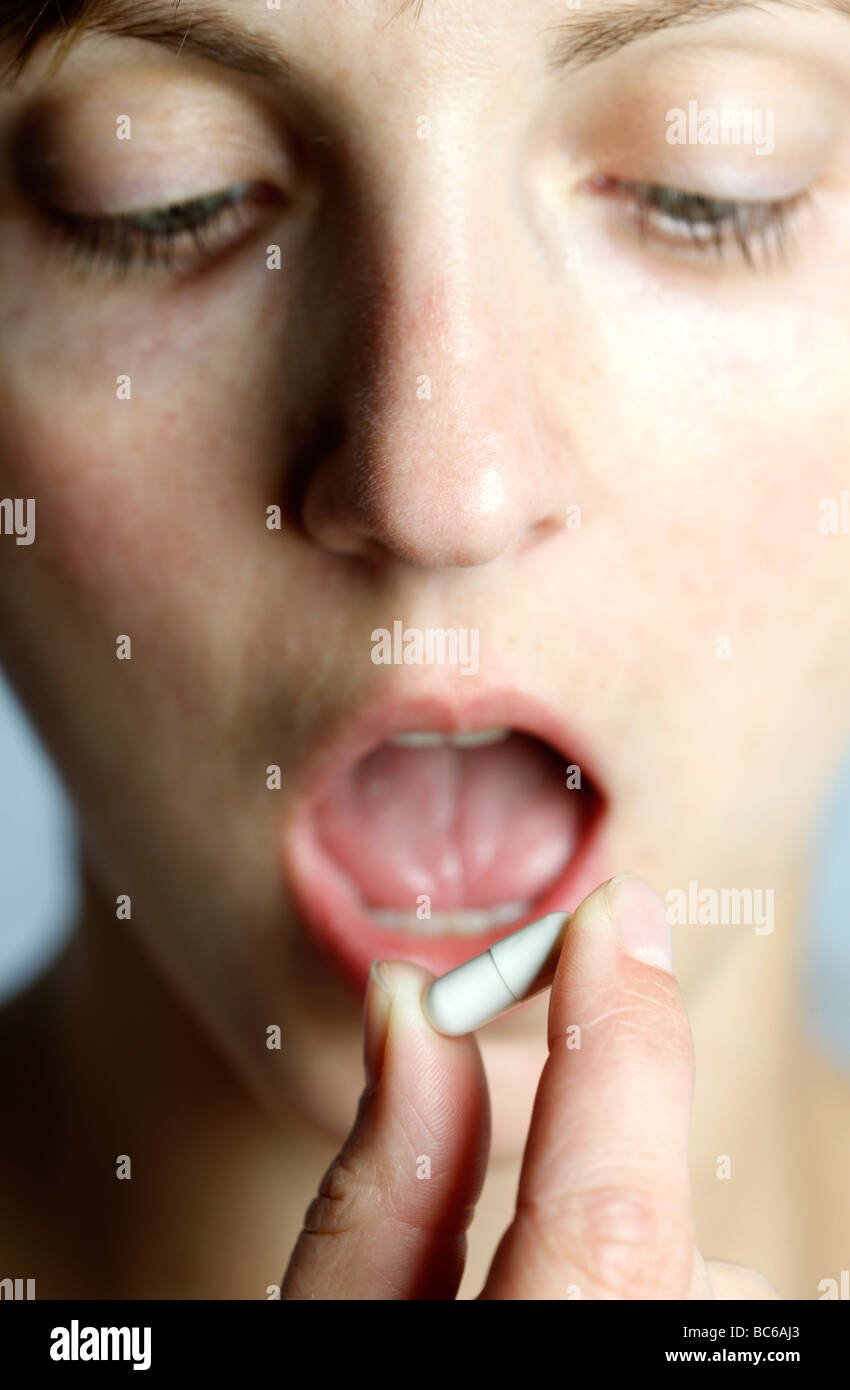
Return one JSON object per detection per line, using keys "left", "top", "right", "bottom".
{"left": 282, "top": 700, "right": 609, "bottom": 992}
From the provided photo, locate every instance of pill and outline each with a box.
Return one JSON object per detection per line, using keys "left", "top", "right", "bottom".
{"left": 422, "top": 910, "right": 571, "bottom": 1036}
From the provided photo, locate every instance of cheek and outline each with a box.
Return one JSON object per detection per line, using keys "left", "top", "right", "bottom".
{"left": 0, "top": 416, "right": 195, "bottom": 617}
{"left": 613, "top": 298, "right": 849, "bottom": 583}
{"left": 0, "top": 426, "right": 256, "bottom": 747}
{"left": 0, "top": 413, "right": 264, "bottom": 743}
{"left": 47, "top": 470, "right": 181, "bottom": 608}
{"left": 0, "top": 328, "right": 250, "bottom": 619}
{"left": 0, "top": 282, "right": 286, "bottom": 747}
{"left": 0, "top": 249, "right": 274, "bottom": 541}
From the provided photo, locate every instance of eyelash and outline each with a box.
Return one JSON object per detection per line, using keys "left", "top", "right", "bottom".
{"left": 39, "top": 181, "right": 275, "bottom": 277}
{"left": 590, "top": 175, "right": 807, "bottom": 267}
{"left": 36, "top": 174, "right": 804, "bottom": 279}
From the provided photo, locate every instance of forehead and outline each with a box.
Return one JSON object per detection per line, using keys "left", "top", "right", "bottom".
{"left": 3, "top": 1, "right": 847, "bottom": 89}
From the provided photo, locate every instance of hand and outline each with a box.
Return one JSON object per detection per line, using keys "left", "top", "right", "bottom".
{"left": 281, "top": 874, "right": 779, "bottom": 1299}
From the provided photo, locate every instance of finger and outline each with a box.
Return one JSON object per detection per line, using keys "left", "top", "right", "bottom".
{"left": 687, "top": 1249, "right": 717, "bottom": 1299}
{"left": 481, "top": 874, "right": 695, "bottom": 1300}
{"left": 282, "top": 959, "right": 490, "bottom": 1300}
{"left": 705, "top": 1259, "right": 781, "bottom": 1300}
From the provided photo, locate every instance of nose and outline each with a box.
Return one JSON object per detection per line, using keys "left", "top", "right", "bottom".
{"left": 299, "top": 216, "right": 570, "bottom": 570}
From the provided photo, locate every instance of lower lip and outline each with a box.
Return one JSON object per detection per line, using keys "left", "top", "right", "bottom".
{"left": 281, "top": 787, "right": 610, "bottom": 995}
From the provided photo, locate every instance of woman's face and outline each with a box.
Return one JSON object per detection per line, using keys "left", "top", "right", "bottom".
{"left": 2, "top": 0, "right": 850, "bottom": 1153}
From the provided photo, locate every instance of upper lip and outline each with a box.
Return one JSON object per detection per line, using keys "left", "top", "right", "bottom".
{"left": 281, "top": 679, "right": 607, "bottom": 828}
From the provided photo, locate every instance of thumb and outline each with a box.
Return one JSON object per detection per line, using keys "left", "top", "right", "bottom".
{"left": 282, "top": 959, "right": 490, "bottom": 1300}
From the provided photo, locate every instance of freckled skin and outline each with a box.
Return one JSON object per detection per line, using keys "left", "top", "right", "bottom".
{"left": 0, "top": 0, "right": 849, "bottom": 1299}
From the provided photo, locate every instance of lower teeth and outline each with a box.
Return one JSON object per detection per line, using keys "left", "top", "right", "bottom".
{"left": 366, "top": 901, "right": 530, "bottom": 936}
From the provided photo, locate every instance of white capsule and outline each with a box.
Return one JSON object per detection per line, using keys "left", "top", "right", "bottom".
{"left": 422, "top": 911, "right": 571, "bottom": 1036}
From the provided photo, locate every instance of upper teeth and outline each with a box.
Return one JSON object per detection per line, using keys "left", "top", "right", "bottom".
{"left": 368, "top": 902, "right": 530, "bottom": 936}
{"left": 388, "top": 728, "right": 510, "bottom": 749}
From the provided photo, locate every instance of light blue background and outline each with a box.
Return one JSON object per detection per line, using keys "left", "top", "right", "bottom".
{"left": 0, "top": 663, "right": 848, "bottom": 1069}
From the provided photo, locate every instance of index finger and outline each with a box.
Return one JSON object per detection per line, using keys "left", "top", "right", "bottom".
{"left": 479, "top": 874, "right": 697, "bottom": 1300}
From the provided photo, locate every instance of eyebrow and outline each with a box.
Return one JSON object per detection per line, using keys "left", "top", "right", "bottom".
{"left": 1, "top": 0, "right": 848, "bottom": 90}
{"left": 546, "top": 0, "right": 850, "bottom": 71}
{"left": 0, "top": 0, "right": 293, "bottom": 87}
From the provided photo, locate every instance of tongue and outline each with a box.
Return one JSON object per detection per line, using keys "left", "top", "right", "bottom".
{"left": 315, "top": 733, "right": 583, "bottom": 909}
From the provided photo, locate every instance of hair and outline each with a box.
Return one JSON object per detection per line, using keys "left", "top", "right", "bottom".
{"left": 1, "top": 2, "right": 92, "bottom": 83}
{"left": 0, "top": 1, "right": 188, "bottom": 86}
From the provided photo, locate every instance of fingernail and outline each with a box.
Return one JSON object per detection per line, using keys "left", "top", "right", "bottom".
{"left": 603, "top": 874, "right": 674, "bottom": 974}
{"left": 363, "top": 959, "right": 392, "bottom": 1087}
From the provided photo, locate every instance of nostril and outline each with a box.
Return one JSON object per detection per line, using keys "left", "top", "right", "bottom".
{"left": 286, "top": 408, "right": 347, "bottom": 530}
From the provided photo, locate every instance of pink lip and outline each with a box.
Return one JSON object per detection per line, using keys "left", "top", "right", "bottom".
{"left": 279, "top": 687, "right": 611, "bottom": 995}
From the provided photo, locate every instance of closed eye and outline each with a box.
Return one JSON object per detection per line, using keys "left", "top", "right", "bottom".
{"left": 36, "top": 180, "right": 282, "bottom": 277}
{"left": 586, "top": 175, "right": 810, "bottom": 268}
